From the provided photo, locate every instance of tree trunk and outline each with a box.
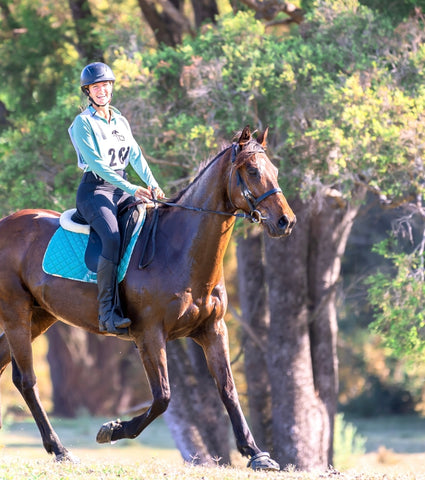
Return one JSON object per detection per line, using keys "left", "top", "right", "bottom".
{"left": 263, "top": 197, "right": 329, "bottom": 470}
{"left": 236, "top": 186, "right": 367, "bottom": 470}
{"left": 191, "top": 0, "right": 219, "bottom": 28}
{"left": 306, "top": 189, "right": 366, "bottom": 464}
{"left": 67, "top": 0, "right": 104, "bottom": 60}
{"left": 236, "top": 228, "right": 272, "bottom": 453}
{"left": 47, "top": 323, "right": 151, "bottom": 417}
{"left": 263, "top": 189, "right": 366, "bottom": 469}
{"left": 137, "top": 0, "right": 192, "bottom": 47}
{"left": 165, "top": 339, "right": 231, "bottom": 464}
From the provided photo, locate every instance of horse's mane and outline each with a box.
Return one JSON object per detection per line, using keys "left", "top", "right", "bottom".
{"left": 166, "top": 134, "right": 264, "bottom": 205}
{"left": 166, "top": 144, "right": 232, "bottom": 204}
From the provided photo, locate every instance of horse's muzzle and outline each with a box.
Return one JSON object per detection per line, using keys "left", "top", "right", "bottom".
{"left": 277, "top": 213, "right": 297, "bottom": 236}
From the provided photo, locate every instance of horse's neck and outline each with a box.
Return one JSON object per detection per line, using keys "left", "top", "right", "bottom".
{"left": 177, "top": 155, "right": 235, "bottom": 287}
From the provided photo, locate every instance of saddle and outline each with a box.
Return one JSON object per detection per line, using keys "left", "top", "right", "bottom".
{"left": 42, "top": 203, "right": 147, "bottom": 284}
{"left": 61, "top": 204, "right": 143, "bottom": 272}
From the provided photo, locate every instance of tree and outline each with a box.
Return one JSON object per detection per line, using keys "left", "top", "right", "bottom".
{"left": 236, "top": 229, "right": 272, "bottom": 453}
{"left": 3, "top": 0, "right": 425, "bottom": 470}
{"left": 149, "top": 2, "right": 425, "bottom": 468}
{"left": 164, "top": 339, "right": 231, "bottom": 464}
{"left": 47, "top": 324, "right": 152, "bottom": 417}
{"left": 67, "top": 0, "right": 104, "bottom": 60}
{"left": 136, "top": 0, "right": 219, "bottom": 47}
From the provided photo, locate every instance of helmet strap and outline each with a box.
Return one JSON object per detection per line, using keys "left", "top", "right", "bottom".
{"left": 83, "top": 87, "right": 113, "bottom": 108}
{"left": 89, "top": 95, "right": 111, "bottom": 108}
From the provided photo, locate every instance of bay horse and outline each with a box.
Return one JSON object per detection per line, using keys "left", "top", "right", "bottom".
{"left": 0, "top": 126, "right": 296, "bottom": 470}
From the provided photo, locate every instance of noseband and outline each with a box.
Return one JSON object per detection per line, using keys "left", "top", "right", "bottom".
{"left": 229, "top": 143, "right": 282, "bottom": 224}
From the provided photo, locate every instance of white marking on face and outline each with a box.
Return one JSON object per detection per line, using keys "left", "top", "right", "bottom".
{"left": 256, "top": 155, "right": 266, "bottom": 175}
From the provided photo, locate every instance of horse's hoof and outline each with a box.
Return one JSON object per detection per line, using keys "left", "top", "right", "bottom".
{"left": 247, "top": 452, "right": 280, "bottom": 471}
{"left": 55, "top": 450, "right": 80, "bottom": 463}
{"left": 96, "top": 419, "right": 121, "bottom": 444}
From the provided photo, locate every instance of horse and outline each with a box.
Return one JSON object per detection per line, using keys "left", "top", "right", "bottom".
{"left": 0, "top": 126, "right": 296, "bottom": 470}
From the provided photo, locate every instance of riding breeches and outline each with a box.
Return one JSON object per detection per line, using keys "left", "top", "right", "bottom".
{"left": 76, "top": 171, "right": 134, "bottom": 265}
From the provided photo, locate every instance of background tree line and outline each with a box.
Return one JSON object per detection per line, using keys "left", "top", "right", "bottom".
{"left": 2, "top": 0, "right": 425, "bottom": 471}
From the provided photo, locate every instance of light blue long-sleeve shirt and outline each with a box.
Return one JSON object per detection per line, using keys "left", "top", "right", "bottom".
{"left": 69, "top": 105, "right": 159, "bottom": 195}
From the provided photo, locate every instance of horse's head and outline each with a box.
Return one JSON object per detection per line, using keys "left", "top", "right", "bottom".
{"left": 228, "top": 126, "right": 296, "bottom": 238}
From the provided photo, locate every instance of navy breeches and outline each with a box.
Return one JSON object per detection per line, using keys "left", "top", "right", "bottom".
{"left": 76, "top": 171, "right": 133, "bottom": 265}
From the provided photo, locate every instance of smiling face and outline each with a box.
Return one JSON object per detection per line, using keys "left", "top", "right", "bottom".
{"left": 87, "top": 81, "right": 113, "bottom": 107}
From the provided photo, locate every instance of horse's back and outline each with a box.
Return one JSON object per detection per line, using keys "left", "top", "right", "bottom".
{"left": 0, "top": 208, "right": 60, "bottom": 274}
{"left": 0, "top": 208, "right": 60, "bottom": 235}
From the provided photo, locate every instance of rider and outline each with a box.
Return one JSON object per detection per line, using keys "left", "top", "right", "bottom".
{"left": 68, "top": 62, "right": 165, "bottom": 335}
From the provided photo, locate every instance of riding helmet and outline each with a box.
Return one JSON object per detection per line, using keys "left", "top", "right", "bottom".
{"left": 80, "top": 62, "right": 115, "bottom": 95}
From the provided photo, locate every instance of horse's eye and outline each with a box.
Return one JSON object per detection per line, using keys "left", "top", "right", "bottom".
{"left": 247, "top": 166, "right": 260, "bottom": 177}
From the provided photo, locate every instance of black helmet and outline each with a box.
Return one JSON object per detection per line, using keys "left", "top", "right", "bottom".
{"left": 80, "top": 62, "right": 115, "bottom": 94}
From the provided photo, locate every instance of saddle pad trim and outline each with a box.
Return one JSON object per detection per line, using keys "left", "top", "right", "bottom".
{"left": 60, "top": 204, "right": 146, "bottom": 234}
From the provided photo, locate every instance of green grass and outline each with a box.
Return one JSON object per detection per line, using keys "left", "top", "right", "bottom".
{"left": 1, "top": 415, "right": 425, "bottom": 479}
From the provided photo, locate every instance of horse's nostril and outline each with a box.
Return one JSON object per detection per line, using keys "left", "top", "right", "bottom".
{"left": 279, "top": 214, "right": 289, "bottom": 229}
{"left": 279, "top": 214, "right": 296, "bottom": 231}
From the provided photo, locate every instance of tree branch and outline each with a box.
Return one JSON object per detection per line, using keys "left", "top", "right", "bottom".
{"left": 239, "top": 0, "right": 304, "bottom": 24}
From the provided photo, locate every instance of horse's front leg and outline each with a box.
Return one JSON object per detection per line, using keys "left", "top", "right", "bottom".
{"left": 96, "top": 328, "right": 170, "bottom": 443}
{"left": 194, "top": 319, "right": 280, "bottom": 471}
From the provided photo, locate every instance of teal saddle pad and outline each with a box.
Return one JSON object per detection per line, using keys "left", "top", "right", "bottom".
{"left": 42, "top": 210, "right": 146, "bottom": 284}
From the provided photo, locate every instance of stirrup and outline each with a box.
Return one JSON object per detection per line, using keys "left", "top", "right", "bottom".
{"left": 112, "top": 313, "right": 131, "bottom": 329}
{"left": 99, "top": 317, "right": 130, "bottom": 335}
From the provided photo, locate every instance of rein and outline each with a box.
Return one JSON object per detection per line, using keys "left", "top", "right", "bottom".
{"left": 137, "top": 142, "right": 282, "bottom": 268}
{"left": 150, "top": 197, "right": 251, "bottom": 219}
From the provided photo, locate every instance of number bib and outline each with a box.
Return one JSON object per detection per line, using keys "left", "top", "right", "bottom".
{"left": 69, "top": 107, "right": 135, "bottom": 171}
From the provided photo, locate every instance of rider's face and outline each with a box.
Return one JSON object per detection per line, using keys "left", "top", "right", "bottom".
{"left": 88, "top": 81, "right": 113, "bottom": 105}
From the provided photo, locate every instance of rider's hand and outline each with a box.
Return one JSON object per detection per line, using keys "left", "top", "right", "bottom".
{"left": 134, "top": 186, "right": 152, "bottom": 202}
{"left": 149, "top": 186, "right": 165, "bottom": 199}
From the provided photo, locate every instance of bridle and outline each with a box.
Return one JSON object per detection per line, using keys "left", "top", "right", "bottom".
{"left": 136, "top": 143, "right": 282, "bottom": 268}
{"left": 147, "top": 143, "right": 282, "bottom": 224}
{"left": 227, "top": 143, "right": 282, "bottom": 224}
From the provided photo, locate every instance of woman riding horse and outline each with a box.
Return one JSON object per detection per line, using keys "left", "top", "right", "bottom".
{"left": 68, "top": 62, "right": 165, "bottom": 335}
{"left": 0, "top": 125, "right": 296, "bottom": 470}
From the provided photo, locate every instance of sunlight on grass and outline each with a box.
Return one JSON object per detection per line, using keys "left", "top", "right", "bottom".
{"left": 1, "top": 414, "right": 425, "bottom": 479}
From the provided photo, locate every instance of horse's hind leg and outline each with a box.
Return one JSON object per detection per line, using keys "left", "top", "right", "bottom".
{"left": 0, "top": 296, "right": 77, "bottom": 462}
{"left": 0, "top": 332, "right": 11, "bottom": 429}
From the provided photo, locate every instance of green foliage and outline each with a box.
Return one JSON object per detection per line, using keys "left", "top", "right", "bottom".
{"left": 108, "top": 2, "right": 425, "bottom": 203}
{"left": 333, "top": 413, "right": 366, "bottom": 470}
{"left": 4, "top": 0, "right": 425, "bottom": 211}
{"left": 359, "top": 0, "right": 425, "bottom": 24}
{"left": 366, "top": 237, "right": 425, "bottom": 360}
{"left": 0, "top": 3, "right": 77, "bottom": 116}
{"left": 0, "top": 85, "right": 80, "bottom": 215}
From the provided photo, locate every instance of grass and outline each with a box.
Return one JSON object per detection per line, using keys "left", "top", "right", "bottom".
{"left": 1, "top": 415, "right": 425, "bottom": 479}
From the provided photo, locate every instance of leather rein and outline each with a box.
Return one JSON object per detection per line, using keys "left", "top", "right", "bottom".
{"left": 138, "top": 143, "right": 281, "bottom": 268}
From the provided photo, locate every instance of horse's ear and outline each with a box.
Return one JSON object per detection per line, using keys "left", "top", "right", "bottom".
{"left": 257, "top": 126, "right": 269, "bottom": 148}
{"left": 238, "top": 125, "right": 251, "bottom": 146}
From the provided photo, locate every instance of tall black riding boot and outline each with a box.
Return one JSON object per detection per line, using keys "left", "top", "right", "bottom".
{"left": 97, "top": 255, "right": 131, "bottom": 334}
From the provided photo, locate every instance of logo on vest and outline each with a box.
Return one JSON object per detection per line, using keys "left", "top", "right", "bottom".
{"left": 112, "top": 130, "right": 126, "bottom": 141}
